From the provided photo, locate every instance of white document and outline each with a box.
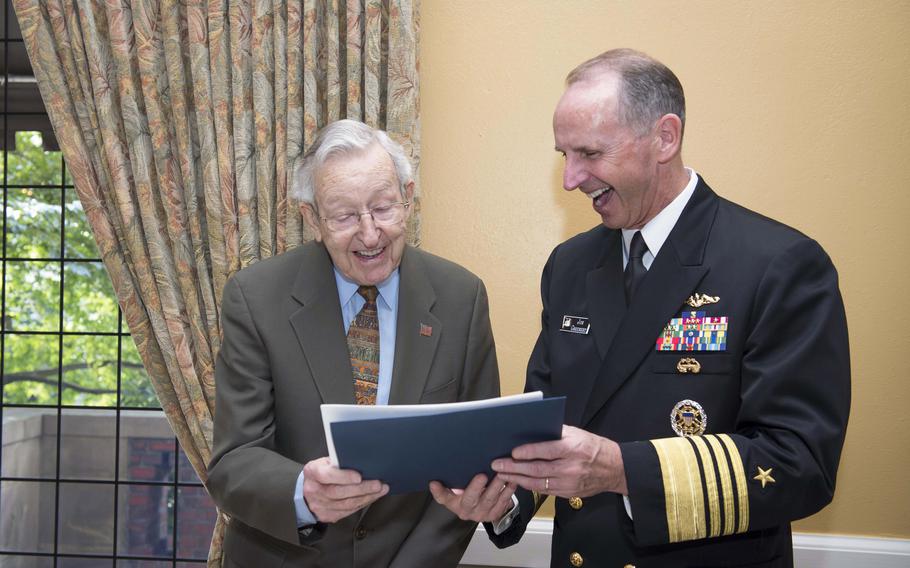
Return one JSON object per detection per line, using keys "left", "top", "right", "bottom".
{"left": 321, "top": 391, "right": 544, "bottom": 466}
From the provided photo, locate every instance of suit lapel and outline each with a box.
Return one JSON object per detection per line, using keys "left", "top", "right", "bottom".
{"left": 389, "top": 247, "right": 441, "bottom": 405}
{"left": 581, "top": 180, "right": 719, "bottom": 426}
{"left": 288, "top": 243, "right": 356, "bottom": 405}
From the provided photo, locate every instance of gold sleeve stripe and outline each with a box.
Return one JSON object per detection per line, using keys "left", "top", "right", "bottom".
{"left": 651, "top": 438, "right": 680, "bottom": 542}
{"left": 718, "top": 433, "right": 749, "bottom": 533}
{"left": 690, "top": 436, "right": 721, "bottom": 538}
{"left": 704, "top": 434, "right": 737, "bottom": 535}
{"left": 651, "top": 437, "right": 706, "bottom": 543}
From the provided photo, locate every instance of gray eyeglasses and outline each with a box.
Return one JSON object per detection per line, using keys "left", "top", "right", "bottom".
{"left": 319, "top": 201, "right": 410, "bottom": 232}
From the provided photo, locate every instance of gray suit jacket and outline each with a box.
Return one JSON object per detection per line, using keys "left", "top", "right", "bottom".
{"left": 208, "top": 242, "right": 500, "bottom": 567}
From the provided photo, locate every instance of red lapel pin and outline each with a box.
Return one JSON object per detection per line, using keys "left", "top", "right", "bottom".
{"left": 419, "top": 323, "right": 433, "bottom": 337}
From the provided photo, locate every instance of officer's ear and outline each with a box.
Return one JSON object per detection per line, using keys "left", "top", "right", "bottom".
{"left": 654, "top": 113, "right": 683, "bottom": 164}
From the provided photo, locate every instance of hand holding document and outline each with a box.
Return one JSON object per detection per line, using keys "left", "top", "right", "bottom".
{"left": 321, "top": 392, "right": 565, "bottom": 494}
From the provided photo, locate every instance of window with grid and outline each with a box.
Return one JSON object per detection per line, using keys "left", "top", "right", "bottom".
{"left": 0, "top": 3, "right": 217, "bottom": 565}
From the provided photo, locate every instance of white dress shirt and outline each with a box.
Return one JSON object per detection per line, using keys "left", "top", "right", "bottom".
{"left": 621, "top": 168, "right": 698, "bottom": 270}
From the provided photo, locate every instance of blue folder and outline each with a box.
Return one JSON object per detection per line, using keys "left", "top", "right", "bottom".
{"left": 331, "top": 396, "right": 566, "bottom": 495}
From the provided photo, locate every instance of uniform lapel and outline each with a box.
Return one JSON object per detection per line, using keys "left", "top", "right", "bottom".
{"left": 555, "top": 231, "right": 626, "bottom": 426}
{"left": 586, "top": 230, "right": 626, "bottom": 358}
{"left": 288, "top": 243, "right": 356, "bottom": 404}
{"left": 581, "top": 180, "right": 719, "bottom": 427}
{"left": 388, "top": 247, "right": 441, "bottom": 405}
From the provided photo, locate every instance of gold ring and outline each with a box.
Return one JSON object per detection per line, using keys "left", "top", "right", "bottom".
{"left": 545, "top": 477, "right": 549, "bottom": 491}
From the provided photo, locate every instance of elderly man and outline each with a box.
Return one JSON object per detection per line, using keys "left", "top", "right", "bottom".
{"left": 208, "top": 119, "right": 500, "bottom": 567}
{"left": 434, "top": 49, "right": 850, "bottom": 567}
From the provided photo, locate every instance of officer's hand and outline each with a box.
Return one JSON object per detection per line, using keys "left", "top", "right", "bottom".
{"left": 429, "top": 474, "right": 516, "bottom": 522}
{"left": 492, "top": 425, "right": 628, "bottom": 498}
{"left": 302, "top": 457, "right": 389, "bottom": 523}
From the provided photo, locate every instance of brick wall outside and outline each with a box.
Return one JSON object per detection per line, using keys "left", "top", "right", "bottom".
{"left": 126, "top": 437, "right": 216, "bottom": 560}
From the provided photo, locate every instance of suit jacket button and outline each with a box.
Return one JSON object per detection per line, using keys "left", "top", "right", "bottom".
{"left": 355, "top": 526, "right": 367, "bottom": 540}
{"left": 569, "top": 552, "right": 583, "bottom": 566}
{"left": 568, "top": 496, "right": 583, "bottom": 510}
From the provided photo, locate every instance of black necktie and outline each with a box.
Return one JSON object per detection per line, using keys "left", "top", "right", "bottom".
{"left": 624, "top": 231, "right": 648, "bottom": 304}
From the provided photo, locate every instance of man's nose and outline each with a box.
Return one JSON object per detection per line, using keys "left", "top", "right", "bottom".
{"left": 356, "top": 214, "right": 382, "bottom": 244}
{"left": 563, "top": 157, "right": 588, "bottom": 191}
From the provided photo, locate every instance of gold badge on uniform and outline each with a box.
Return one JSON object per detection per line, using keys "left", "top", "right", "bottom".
{"left": 671, "top": 399, "right": 707, "bottom": 437}
{"left": 676, "top": 357, "right": 701, "bottom": 374}
{"left": 686, "top": 293, "right": 720, "bottom": 308}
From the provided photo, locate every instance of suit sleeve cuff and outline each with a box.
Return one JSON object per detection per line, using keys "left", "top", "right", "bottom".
{"left": 294, "top": 469, "right": 318, "bottom": 527}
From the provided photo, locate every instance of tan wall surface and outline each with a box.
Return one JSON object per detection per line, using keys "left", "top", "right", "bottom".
{"left": 419, "top": 0, "right": 910, "bottom": 539}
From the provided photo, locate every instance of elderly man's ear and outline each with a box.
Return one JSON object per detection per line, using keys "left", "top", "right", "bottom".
{"left": 403, "top": 181, "right": 415, "bottom": 213}
{"left": 300, "top": 202, "right": 323, "bottom": 242}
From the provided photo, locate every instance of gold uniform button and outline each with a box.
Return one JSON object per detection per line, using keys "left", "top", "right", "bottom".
{"left": 623, "top": 565, "right": 636, "bottom": 568}
{"left": 569, "top": 552, "right": 583, "bottom": 567}
{"left": 568, "top": 496, "right": 583, "bottom": 510}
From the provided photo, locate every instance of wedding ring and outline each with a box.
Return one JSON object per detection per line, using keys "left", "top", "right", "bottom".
{"left": 545, "top": 477, "right": 549, "bottom": 491}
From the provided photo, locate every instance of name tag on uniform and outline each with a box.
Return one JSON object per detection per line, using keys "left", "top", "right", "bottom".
{"left": 560, "top": 315, "right": 590, "bottom": 335}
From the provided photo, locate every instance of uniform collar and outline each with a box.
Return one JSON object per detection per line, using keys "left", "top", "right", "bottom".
{"left": 621, "top": 168, "right": 698, "bottom": 259}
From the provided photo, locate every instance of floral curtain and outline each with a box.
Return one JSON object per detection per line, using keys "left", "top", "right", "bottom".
{"left": 12, "top": 0, "right": 420, "bottom": 564}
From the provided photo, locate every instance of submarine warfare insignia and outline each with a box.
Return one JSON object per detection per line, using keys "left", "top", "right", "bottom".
{"left": 686, "top": 293, "right": 720, "bottom": 308}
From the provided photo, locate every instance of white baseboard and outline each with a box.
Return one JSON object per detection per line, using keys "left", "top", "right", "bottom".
{"left": 793, "top": 533, "right": 910, "bottom": 568}
{"left": 460, "top": 519, "right": 910, "bottom": 568}
{"left": 462, "top": 519, "right": 553, "bottom": 568}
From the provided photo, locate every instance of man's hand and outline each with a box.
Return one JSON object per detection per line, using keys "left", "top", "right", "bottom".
{"left": 429, "top": 474, "right": 516, "bottom": 522}
{"left": 302, "top": 457, "right": 389, "bottom": 523}
{"left": 492, "top": 425, "right": 628, "bottom": 498}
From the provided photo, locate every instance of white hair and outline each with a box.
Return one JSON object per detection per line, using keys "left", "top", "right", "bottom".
{"left": 293, "top": 119, "right": 413, "bottom": 206}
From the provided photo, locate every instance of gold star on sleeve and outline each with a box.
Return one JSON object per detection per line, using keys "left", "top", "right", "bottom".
{"left": 753, "top": 466, "right": 775, "bottom": 489}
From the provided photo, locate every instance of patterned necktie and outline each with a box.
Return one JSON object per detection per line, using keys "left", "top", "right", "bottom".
{"left": 624, "top": 231, "right": 649, "bottom": 304}
{"left": 347, "top": 285, "right": 380, "bottom": 405}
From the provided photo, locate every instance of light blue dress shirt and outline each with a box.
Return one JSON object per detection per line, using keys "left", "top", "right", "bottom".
{"left": 294, "top": 268, "right": 400, "bottom": 526}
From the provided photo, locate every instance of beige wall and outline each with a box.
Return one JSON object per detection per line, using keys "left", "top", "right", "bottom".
{"left": 419, "top": 0, "right": 910, "bottom": 539}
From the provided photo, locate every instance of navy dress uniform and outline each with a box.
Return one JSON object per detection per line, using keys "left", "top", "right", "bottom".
{"left": 487, "top": 178, "right": 850, "bottom": 567}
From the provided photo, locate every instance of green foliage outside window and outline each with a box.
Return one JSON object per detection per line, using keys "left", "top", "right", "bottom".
{"left": 1, "top": 132, "right": 158, "bottom": 408}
